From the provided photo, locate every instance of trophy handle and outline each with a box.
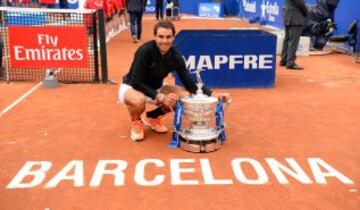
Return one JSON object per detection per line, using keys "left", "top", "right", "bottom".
{"left": 194, "top": 69, "right": 204, "bottom": 85}
{"left": 196, "top": 83, "right": 203, "bottom": 95}
{"left": 194, "top": 69, "right": 204, "bottom": 95}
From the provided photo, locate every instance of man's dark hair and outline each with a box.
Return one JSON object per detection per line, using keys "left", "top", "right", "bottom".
{"left": 153, "top": 20, "right": 176, "bottom": 36}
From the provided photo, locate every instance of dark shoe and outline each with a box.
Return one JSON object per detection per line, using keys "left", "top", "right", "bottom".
{"left": 286, "top": 64, "right": 304, "bottom": 70}
{"left": 279, "top": 61, "right": 286, "bottom": 66}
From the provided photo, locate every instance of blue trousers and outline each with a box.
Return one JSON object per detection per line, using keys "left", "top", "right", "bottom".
{"left": 128, "top": 11, "right": 143, "bottom": 40}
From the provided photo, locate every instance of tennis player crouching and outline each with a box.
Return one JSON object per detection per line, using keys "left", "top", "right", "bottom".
{"left": 119, "top": 20, "right": 230, "bottom": 141}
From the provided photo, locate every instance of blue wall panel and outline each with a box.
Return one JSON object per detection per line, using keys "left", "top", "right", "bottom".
{"left": 145, "top": 0, "right": 359, "bottom": 36}
{"left": 173, "top": 30, "right": 277, "bottom": 88}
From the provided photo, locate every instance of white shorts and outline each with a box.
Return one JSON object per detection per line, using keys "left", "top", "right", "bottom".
{"left": 118, "top": 83, "right": 158, "bottom": 104}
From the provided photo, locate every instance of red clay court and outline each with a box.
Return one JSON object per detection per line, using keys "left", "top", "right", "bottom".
{"left": 0, "top": 16, "right": 359, "bottom": 210}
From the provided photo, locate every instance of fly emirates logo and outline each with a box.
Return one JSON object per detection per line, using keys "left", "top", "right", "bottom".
{"left": 13, "top": 34, "right": 84, "bottom": 62}
{"left": 9, "top": 26, "right": 88, "bottom": 68}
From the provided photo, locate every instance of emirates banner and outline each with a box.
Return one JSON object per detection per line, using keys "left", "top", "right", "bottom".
{"left": 8, "top": 26, "right": 88, "bottom": 68}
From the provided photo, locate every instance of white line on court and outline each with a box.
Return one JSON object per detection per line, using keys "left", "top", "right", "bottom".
{"left": 0, "top": 81, "right": 43, "bottom": 117}
{"left": 1, "top": 68, "right": 62, "bottom": 117}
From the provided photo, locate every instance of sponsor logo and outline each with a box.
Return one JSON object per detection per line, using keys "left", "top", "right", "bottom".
{"left": 242, "top": 0, "right": 257, "bottom": 13}
{"left": 8, "top": 26, "right": 88, "bottom": 68}
{"left": 199, "top": 3, "right": 221, "bottom": 18}
{"left": 200, "top": 5, "right": 220, "bottom": 13}
{"left": 213, "top": 5, "right": 220, "bottom": 13}
{"left": 6, "top": 158, "right": 354, "bottom": 188}
{"left": 183, "top": 54, "right": 274, "bottom": 71}
{"left": 260, "top": 0, "right": 279, "bottom": 22}
{"left": 145, "top": 0, "right": 155, "bottom": 12}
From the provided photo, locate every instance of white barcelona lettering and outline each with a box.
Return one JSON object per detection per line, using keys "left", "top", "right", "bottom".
{"left": 6, "top": 158, "right": 355, "bottom": 189}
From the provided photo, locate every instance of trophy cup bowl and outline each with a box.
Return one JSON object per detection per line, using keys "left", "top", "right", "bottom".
{"left": 178, "top": 94, "right": 222, "bottom": 153}
{"left": 170, "top": 69, "right": 228, "bottom": 153}
{"left": 181, "top": 96, "right": 218, "bottom": 122}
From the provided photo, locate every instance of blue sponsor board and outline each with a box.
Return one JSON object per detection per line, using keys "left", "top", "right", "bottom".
{"left": 198, "top": 3, "right": 224, "bottom": 18}
{"left": 145, "top": 0, "right": 161, "bottom": 13}
{"left": 239, "top": 0, "right": 259, "bottom": 20}
{"left": 258, "top": 0, "right": 282, "bottom": 27}
{"left": 237, "top": 0, "right": 360, "bottom": 35}
{"left": 173, "top": 30, "right": 277, "bottom": 88}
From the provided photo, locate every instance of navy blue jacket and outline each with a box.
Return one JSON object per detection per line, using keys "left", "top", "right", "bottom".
{"left": 126, "top": 0, "right": 147, "bottom": 13}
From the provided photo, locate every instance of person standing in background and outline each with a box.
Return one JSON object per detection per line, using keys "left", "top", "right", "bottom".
{"left": 155, "top": 0, "right": 163, "bottom": 20}
{"left": 126, "top": 0, "right": 147, "bottom": 43}
{"left": 59, "top": 0, "right": 68, "bottom": 9}
{"left": 280, "top": 0, "right": 308, "bottom": 70}
{"left": 59, "top": 0, "right": 69, "bottom": 19}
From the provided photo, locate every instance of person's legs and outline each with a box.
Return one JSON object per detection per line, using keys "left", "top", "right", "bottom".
{"left": 120, "top": 84, "right": 147, "bottom": 141}
{"left": 123, "top": 88, "right": 147, "bottom": 121}
{"left": 159, "top": 2, "right": 164, "bottom": 19}
{"left": 287, "top": 25, "right": 302, "bottom": 67}
{"left": 143, "top": 85, "right": 189, "bottom": 120}
{"left": 280, "top": 26, "right": 290, "bottom": 65}
{"left": 128, "top": 11, "right": 137, "bottom": 42}
{"left": 159, "top": 84, "right": 190, "bottom": 98}
{"left": 142, "top": 85, "right": 190, "bottom": 133}
{"left": 136, "top": 12, "right": 143, "bottom": 40}
{"left": 155, "top": 3, "right": 160, "bottom": 20}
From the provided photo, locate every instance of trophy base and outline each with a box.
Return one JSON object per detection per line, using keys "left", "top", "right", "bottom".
{"left": 179, "top": 136, "right": 222, "bottom": 153}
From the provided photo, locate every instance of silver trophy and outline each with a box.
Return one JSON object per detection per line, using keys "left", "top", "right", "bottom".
{"left": 173, "top": 69, "right": 229, "bottom": 153}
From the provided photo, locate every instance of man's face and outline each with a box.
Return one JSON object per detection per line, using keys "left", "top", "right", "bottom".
{"left": 155, "top": 27, "right": 174, "bottom": 55}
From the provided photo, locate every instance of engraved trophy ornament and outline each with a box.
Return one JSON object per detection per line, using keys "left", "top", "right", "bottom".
{"left": 169, "top": 69, "right": 230, "bottom": 153}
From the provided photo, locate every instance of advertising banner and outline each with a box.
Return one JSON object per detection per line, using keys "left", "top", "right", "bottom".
{"left": 177, "top": 0, "right": 211, "bottom": 15}
{"left": 173, "top": 30, "right": 276, "bottom": 88}
{"left": 198, "top": 3, "right": 224, "bottom": 18}
{"left": 239, "top": 0, "right": 259, "bottom": 20}
{"left": 238, "top": 0, "right": 360, "bottom": 35}
{"left": 259, "top": 0, "right": 282, "bottom": 27}
{"left": 8, "top": 26, "right": 88, "bottom": 68}
{"left": 145, "top": 0, "right": 157, "bottom": 13}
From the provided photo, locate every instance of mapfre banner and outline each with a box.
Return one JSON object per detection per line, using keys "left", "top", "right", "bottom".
{"left": 9, "top": 26, "right": 88, "bottom": 68}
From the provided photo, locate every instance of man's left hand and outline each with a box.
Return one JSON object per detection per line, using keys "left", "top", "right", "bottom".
{"left": 212, "top": 92, "right": 231, "bottom": 103}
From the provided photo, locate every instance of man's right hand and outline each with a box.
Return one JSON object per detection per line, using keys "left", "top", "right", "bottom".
{"left": 161, "top": 93, "right": 179, "bottom": 107}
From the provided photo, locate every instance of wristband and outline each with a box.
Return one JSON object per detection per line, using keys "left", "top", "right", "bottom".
{"left": 157, "top": 93, "right": 165, "bottom": 103}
